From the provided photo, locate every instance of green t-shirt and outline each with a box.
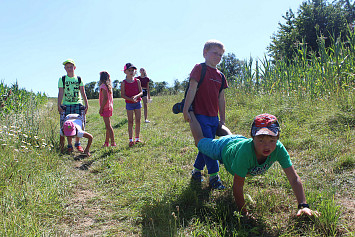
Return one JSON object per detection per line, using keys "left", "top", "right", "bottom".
{"left": 221, "top": 138, "right": 292, "bottom": 178}
{"left": 58, "top": 76, "right": 84, "bottom": 105}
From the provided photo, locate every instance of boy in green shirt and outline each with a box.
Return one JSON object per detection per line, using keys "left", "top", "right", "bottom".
{"left": 58, "top": 59, "right": 89, "bottom": 153}
{"left": 188, "top": 112, "right": 319, "bottom": 217}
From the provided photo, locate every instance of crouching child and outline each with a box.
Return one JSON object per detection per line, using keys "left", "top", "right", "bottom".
{"left": 60, "top": 114, "right": 93, "bottom": 156}
{"left": 188, "top": 112, "right": 319, "bottom": 217}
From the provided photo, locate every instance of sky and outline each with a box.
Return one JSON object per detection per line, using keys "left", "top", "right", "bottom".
{"left": 0, "top": 0, "right": 306, "bottom": 97}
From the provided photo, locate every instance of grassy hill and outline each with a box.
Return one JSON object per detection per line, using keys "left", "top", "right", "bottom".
{"left": 1, "top": 87, "right": 353, "bottom": 236}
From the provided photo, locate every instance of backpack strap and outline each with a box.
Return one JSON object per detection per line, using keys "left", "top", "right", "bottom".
{"left": 219, "top": 71, "right": 226, "bottom": 93}
{"left": 62, "top": 76, "right": 82, "bottom": 90}
{"left": 62, "top": 76, "right": 66, "bottom": 89}
{"left": 184, "top": 63, "right": 207, "bottom": 98}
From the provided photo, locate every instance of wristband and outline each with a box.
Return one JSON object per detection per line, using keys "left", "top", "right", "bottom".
{"left": 298, "top": 203, "right": 309, "bottom": 209}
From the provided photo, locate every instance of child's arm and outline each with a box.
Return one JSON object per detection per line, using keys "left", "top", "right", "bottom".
{"left": 132, "top": 79, "right": 143, "bottom": 102}
{"left": 82, "top": 132, "right": 93, "bottom": 156}
{"left": 183, "top": 79, "right": 198, "bottom": 122}
{"left": 121, "top": 81, "right": 134, "bottom": 102}
{"left": 147, "top": 82, "right": 151, "bottom": 100}
{"left": 58, "top": 87, "right": 64, "bottom": 113}
{"left": 283, "top": 166, "right": 319, "bottom": 216}
{"left": 233, "top": 174, "right": 248, "bottom": 215}
{"left": 218, "top": 90, "right": 226, "bottom": 125}
{"left": 99, "top": 88, "right": 108, "bottom": 114}
{"left": 80, "top": 86, "right": 89, "bottom": 114}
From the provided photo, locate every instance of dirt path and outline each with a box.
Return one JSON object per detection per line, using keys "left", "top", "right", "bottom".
{"left": 55, "top": 154, "right": 124, "bottom": 236}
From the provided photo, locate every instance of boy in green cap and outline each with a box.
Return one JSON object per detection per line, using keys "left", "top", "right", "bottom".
{"left": 58, "top": 59, "right": 89, "bottom": 153}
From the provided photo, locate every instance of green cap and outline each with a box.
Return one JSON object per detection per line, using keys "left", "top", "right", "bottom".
{"left": 63, "top": 59, "right": 75, "bottom": 66}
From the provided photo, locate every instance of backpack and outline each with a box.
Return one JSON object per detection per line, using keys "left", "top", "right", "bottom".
{"left": 172, "top": 63, "right": 226, "bottom": 114}
{"left": 61, "top": 75, "right": 82, "bottom": 89}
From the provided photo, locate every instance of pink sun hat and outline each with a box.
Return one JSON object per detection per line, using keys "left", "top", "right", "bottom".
{"left": 63, "top": 120, "right": 76, "bottom": 136}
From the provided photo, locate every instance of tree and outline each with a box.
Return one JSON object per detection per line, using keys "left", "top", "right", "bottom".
{"left": 217, "top": 53, "right": 245, "bottom": 83}
{"left": 84, "top": 81, "right": 99, "bottom": 99}
{"left": 112, "top": 79, "right": 121, "bottom": 98}
{"left": 268, "top": 0, "right": 349, "bottom": 61}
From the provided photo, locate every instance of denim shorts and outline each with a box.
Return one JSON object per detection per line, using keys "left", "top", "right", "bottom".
{"left": 126, "top": 101, "right": 142, "bottom": 110}
{"left": 197, "top": 135, "right": 246, "bottom": 160}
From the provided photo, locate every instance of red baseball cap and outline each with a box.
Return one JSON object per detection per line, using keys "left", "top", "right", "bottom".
{"left": 123, "top": 63, "right": 137, "bottom": 71}
{"left": 251, "top": 113, "right": 280, "bottom": 137}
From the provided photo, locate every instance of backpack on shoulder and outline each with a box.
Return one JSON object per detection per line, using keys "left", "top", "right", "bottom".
{"left": 61, "top": 75, "right": 82, "bottom": 89}
{"left": 172, "top": 63, "right": 225, "bottom": 114}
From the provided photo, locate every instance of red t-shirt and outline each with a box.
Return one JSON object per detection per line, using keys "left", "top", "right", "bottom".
{"left": 123, "top": 78, "right": 142, "bottom": 103}
{"left": 190, "top": 64, "right": 228, "bottom": 116}
{"left": 137, "top": 76, "right": 150, "bottom": 88}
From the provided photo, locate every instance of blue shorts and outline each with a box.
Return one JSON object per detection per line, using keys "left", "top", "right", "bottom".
{"left": 126, "top": 101, "right": 142, "bottom": 110}
{"left": 197, "top": 135, "right": 246, "bottom": 161}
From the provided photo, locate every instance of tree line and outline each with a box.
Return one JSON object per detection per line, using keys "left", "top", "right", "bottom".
{"left": 85, "top": 0, "right": 355, "bottom": 99}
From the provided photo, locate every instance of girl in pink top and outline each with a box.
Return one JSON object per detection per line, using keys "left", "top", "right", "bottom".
{"left": 99, "top": 71, "right": 116, "bottom": 147}
{"left": 120, "top": 63, "right": 143, "bottom": 147}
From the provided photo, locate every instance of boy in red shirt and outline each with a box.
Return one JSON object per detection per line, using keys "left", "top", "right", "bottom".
{"left": 183, "top": 40, "right": 228, "bottom": 189}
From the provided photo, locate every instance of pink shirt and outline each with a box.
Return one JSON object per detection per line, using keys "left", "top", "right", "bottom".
{"left": 190, "top": 64, "right": 228, "bottom": 117}
{"left": 123, "top": 78, "right": 142, "bottom": 103}
{"left": 99, "top": 84, "right": 113, "bottom": 111}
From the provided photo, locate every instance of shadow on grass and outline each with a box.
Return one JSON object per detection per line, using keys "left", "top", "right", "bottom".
{"left": 140, "top": 179, "right": 273, "bottom": 236}
{"left": 113, "top": 118, "right": 128, "bottom": 129}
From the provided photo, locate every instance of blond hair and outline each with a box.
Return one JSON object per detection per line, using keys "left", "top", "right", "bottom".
{"left": 203, "top": 39, "right": 225, "bottom": 52}
{"left": 140, "top": 68, "right": 147, "bottom": 77}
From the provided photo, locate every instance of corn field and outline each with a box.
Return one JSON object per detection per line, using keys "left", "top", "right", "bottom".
{"left": 0, "top": 81, "right": 49, "bottom": 152}
{"left": 234, "top": 29, "right": 355, "bottom": 99}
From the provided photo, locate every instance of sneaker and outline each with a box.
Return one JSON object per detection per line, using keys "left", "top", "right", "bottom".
{"left": 129, "top": 141, "right": 135, "bottom": 147}
{"left": 191, "top": 170, "right": 204, "bottom": 182}
{"left": 145, "top": 119, "right": 150, "bottom": 123}
{"left": 75, "top": 145, "right": 84, "bottom": 152}
{"left": 102, "top": 142, "right": 109, "bottom": 147}
{"left": 111, "top": 143, "right": 117, "bottom": 147}
{"left": 209, "top": 175, "right": 225, "bottom": 190}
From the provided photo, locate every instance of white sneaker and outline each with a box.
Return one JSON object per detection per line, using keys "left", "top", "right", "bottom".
{"left": 145, "top": 119, "right": 150, "bottom": 123}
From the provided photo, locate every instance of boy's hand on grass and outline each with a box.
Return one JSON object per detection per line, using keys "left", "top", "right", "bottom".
{"left": 297, "top": 208, "right": 320, "bottom": 217}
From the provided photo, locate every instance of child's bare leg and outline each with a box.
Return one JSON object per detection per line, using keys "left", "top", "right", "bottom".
{"left": 103, "top": 117, "right": 114, "bottom": 143}
{"left": 188, "top": 112, "right": 205, "bottom": 146}
{"left": 83, "top": 132, "right": 93, "bottom": 156}
{"left": 127, "top": 110, "right": 134, "bottom": 139}
{"left": 134, "top": 109, "right": 141, "bottom": 139}
{"left": 60, "top": 135, "right": 65, "bottom": 151}
{"left": 67, "top": 136, "right": 73, "bottom": 147}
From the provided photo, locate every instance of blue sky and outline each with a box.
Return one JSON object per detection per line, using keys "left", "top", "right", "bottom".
{"left": 1, "top": 0, "right": 305, "bottom": 97}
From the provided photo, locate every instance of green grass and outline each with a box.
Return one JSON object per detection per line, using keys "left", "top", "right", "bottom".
{"left": 0, "top": 87, "right": 354, "bottom": 236}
